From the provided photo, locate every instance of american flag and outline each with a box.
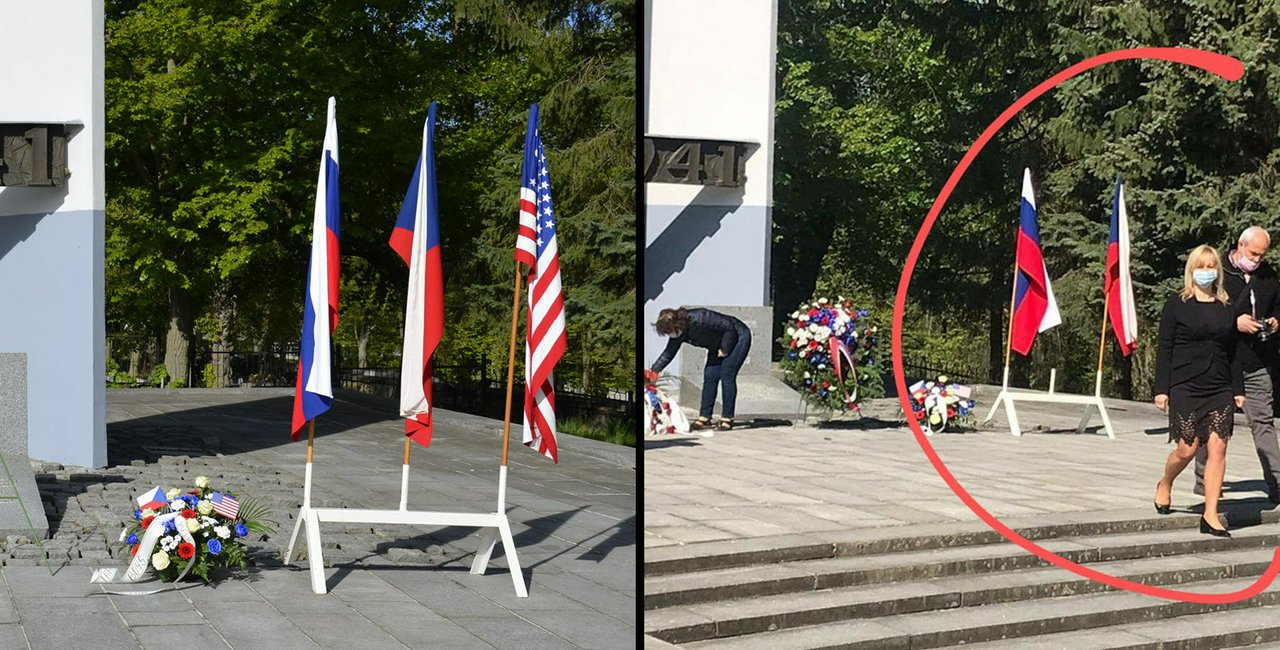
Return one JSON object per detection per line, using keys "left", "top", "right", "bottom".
{"left": 210, "top": 492, "right": 240, "bottom": 519}
{"left": 516, "top": 104, "right": 566, "bottom": 463}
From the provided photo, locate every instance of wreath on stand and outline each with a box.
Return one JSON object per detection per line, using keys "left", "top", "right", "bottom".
{"left": 777, "top": 297, "right": 886, "bottom": 413}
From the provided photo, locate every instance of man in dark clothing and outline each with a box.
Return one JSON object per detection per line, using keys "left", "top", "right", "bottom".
{"left": 1195, "top": 226, "right": 1280, "bottom": 503}
{"left": 649, "top": 307, "right": 752, "bottom": 430}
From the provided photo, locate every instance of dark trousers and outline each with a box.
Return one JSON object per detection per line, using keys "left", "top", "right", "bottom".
{"left": 700, "top": 328, "right": 751, "bottom": 419}
{"left": 1195, "top": 365, "right": 1280, "bottom": 494}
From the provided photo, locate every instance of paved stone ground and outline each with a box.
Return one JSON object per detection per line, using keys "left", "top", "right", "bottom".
{"left": 0, "top": 387, "right": 634, "bottom": 649}
{"left": 645, "top": 387, "right": 1276, "bottom": 548}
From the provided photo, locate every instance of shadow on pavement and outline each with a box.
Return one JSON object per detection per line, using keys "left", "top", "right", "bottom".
{"left": 643, "top": 438, "right": 703, "bottom": 450}
{"left": 106, "top": 390, "right": 397, "bottom": 467}
{"left": 815, "top": 417, "right": 904, "bottom": 431}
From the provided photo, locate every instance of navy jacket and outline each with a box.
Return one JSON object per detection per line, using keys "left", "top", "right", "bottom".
{"left": 651, "top": 309, "right": 748, "bottom": 372}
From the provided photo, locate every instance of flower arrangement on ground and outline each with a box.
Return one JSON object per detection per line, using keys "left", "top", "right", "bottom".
{"left": 118, "top": 476, "right": 276, "bottom": 583}
{"left": 908, "top": 376, "right": 976, "bottom": 434}
{"left": 644, "top": 370, "right": 691, "bottom": 436}
{"left": 778, "top": 297, "right": 886, "bottom": 412}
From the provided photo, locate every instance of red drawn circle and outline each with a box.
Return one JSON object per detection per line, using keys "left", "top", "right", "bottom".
{"left": 891, "top": 47, "right": 1280, "bottom": 603}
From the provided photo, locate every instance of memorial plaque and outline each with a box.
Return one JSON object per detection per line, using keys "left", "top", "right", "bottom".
{"left": 0, "top": 354, "right": 50, "bottom": 539}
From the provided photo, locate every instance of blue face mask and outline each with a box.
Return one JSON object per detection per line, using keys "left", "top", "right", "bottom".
{"left": 1193, "top": 269, "right": 1217, "bottom": 288}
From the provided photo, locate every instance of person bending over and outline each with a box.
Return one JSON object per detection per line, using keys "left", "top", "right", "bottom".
{"left": 648, "top": 307, "right": 752, "bottom": 431}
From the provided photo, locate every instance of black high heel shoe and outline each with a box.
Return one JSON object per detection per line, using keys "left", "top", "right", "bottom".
{"left": 1154, "top": 482, "right": 1171, "bottom": 515}
{"left": 1200, "top": 516, "right": 1231, "bottom": 538}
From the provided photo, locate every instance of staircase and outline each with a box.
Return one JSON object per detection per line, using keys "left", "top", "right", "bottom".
{"left": 645, "top": 510, "right": 1280, "bottom": 649}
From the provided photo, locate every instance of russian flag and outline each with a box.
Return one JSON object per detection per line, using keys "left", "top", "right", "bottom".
{"left": 1105, "top": 177, "right": 1138, "bottom": 355}
{"left": 1010, "top": 168, "right": 1061, "bottom": 355}
{"left": 291, "top": 97, "right": 340, "bottom": 439}
{"left": 391, "top": 102, "right": 443, "bottom": 448}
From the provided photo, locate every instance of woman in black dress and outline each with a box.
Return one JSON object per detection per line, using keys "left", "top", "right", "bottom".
{"left": 648, "top": 307, "right": 752, "bottom": 430}
{"left": 1153, "top": 244, "right": 1245, "bottom": 537}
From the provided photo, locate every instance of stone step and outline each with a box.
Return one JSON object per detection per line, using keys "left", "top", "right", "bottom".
{"left": 680, "top": 577, "right": 1280, "bottom": 650}
{"left": 645, "top": 522, "right": 1280, "bottom": 609}
{"left": 646, "top": 547, "right": 1275, "bottom": 644}
{"left": 961, "top": 603, "right": 1280, "bottom": 649}
{"left": 644, "top": 508, "right": 1280, "bottom": 577}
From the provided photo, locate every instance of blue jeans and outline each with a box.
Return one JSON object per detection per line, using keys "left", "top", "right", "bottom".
{"left": 700, "top": 328, "right": 751, "bottom": 419}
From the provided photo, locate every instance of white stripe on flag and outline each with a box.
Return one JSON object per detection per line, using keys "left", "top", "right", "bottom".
{"left": 399, "top": 117, "right": 432, "bottom": 419}
{"left": 304, "top": 97, "right": 338, "bottom": 398}
{"left": 1116, "top": 182, "right": 1138, "bottom": 345}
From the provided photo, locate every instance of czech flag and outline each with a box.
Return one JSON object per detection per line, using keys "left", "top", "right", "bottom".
{"left": 291, "top": 97, "right": 340, "bottom": 439}
{"left": 1105, "top": 177, "right": 1138, "bottom": 355}
{"left": 390, "top": 102, "right": 443, "bottom": 448}
{"left": 135, "top": 486, "right": 167, "bottom": 512}
{"left": 1010, "top": 168, "right": 1061, "bottom": 355}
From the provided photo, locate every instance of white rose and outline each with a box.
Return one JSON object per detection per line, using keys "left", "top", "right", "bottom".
{"left": 118, "top": 528, "right": 127, "bottom": 543}
{"left": 818, "top": 298, "right": 828, "bottom": 304}
{"left": 799, "top": 314, "right": 810, "bottom": 322}
{"left": 152, "top": 552, "right": 170, "bottom": 570}
{"left": 215, "top": 526, "right": 231, "bottom": 539}
{"left": 818, "top": 364, "right": 827, "bottom": 370}
{"left": 786, "top": 327, "right": 795, "bottom": 336}
{"left": 197, "top": 501, "right": 213, "bottom": 515}
{"left": 165, "top": 488, "right": 181, "bottom": 500}
{"left": 808, "top": 324, "right": 819, "bottom": 333}
{"left": 170, "top": 500, "right": 187, "bottom": 511}
{"left": 803, "top": 372, "right": 811, "bottom": 379}
{"left": 194, "top": 476, "right": 210, "bottom": 489}
{"left": 187, "top": 519, "right": 201, "bottom": 533}
{"left": 141, "top": 508, "right": 155, "bottom": 518}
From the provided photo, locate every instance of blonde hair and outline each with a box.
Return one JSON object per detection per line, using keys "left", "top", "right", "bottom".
{"left": 1180, "top": 244, "right": 1229, "bottom": 303}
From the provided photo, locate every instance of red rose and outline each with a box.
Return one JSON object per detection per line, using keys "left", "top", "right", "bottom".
{"left": 790, "top": 339, "right": 798, "bottom": 348}
{"left": 181, "top": 510, "right": 196, "bottom": 519}
{"left": 177, "top": 542, "right": 195, "bottom": 560}
{"left": 131, "top": 545, "right": 138, "bottom": 556}
{"left": 188, "top": 491, "right": 200, "bottom": 496}
{"left": 141, "top": 516, "right": 155, "bottom": 529}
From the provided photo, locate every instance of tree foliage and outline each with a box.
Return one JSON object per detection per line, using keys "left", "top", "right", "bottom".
{"left": 104, "top": 0, "right": 635, "bottom": 394}
{"left": 774, "top": 0, "right": 1280, "bottom": 399}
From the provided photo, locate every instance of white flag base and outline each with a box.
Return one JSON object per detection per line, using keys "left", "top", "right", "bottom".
{"left": 980, "top": 367, "right": 1115, "bottom": 439}
{"left": 284, "top": 505, "right": 526, "bottom": 596}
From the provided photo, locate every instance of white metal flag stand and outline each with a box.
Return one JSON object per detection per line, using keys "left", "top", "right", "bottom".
{"left": 981, "top": 256, "right": 1116, "bottom": 439}
{"left": 283, "top": 420, "right": 528, "bottom": 597}
{"left": 982, "top": 366, "right": 1115, "bottom": 438}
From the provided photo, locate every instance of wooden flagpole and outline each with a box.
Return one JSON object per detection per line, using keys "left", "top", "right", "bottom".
{"left": 399, "top": 436, "right": 411, "bottom": 511}
{"left": 1095, "top": 288, "right": 1111, "bottom": 397}
{"left": 498, "top": 262, "right": 523, "bottom": 512}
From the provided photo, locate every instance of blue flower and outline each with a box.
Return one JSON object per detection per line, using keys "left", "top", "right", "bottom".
{"left": 181, "top": 495, "right": 199, "bottom": 506}
{"left": 133, "top": 509, "right": 143, "bottom": 521}
{"left": 207, "top": 539, "right": 222, "bottom": 555}
{"left": 234, "top": 523, "right": 248, "bottom": 538}
{"left": 787, "top": 352, "right": 797, "bottom": 360}
{"left": 126, "top": 533, "right": 138, "bottom": 545}
{"left": 164, "top": 520, "right": 177, "bottom": 534}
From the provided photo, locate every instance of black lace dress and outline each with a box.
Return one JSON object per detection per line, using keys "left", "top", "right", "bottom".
{"left": 1153, "top": 294, "right": 1244, "bottom": 445}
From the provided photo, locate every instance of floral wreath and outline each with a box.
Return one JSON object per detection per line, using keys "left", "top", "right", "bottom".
{"left": 777, "top": 297, "right": 886, "bottom": 412}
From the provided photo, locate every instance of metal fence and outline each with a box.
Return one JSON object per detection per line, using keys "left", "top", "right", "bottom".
{"left": 339, "top": 363, "right": 637, "bottom": 424}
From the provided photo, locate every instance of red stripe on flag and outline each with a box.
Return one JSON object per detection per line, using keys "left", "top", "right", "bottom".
{"left": 326, "top": 228, "right": 341, "bottom": 330}
{"left": 290, "top": 361, "right": 306, "bottom": 439}
{"left": 388, "top": 226, "right": 414, "bottom": 266}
